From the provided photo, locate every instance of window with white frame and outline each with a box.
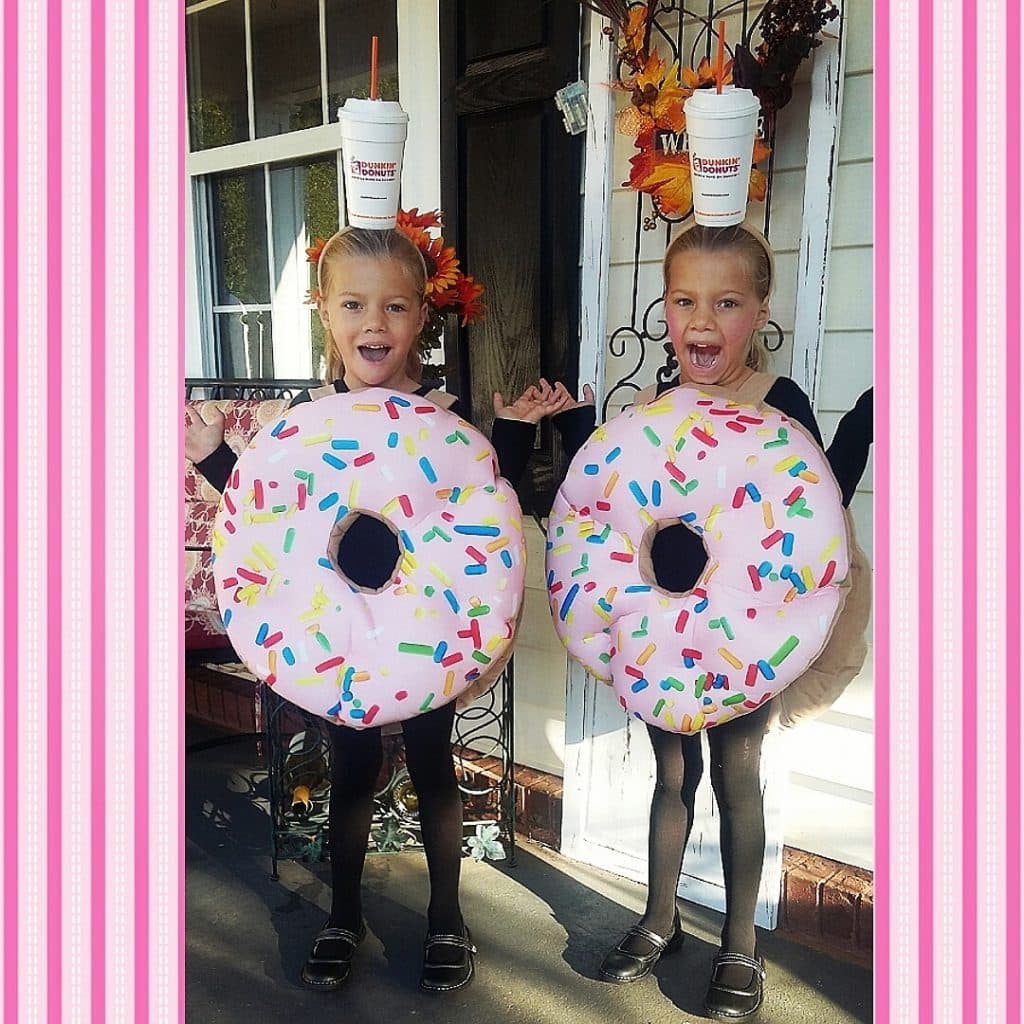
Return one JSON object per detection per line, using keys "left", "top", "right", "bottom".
{"left": 185, "top": 0, "right": 398, "bottom": 380}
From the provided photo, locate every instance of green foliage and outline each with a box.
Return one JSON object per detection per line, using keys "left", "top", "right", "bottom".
{"left": 219, "top": 175, "right": 261, "bottom": 304}
{"left": 305, "top": 160, "right": 340, "bottom": 376}
{"left": 189, "top": 97, "right": 237, "bottom": 151}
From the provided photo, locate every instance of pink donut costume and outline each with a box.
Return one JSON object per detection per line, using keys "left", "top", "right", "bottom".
{"left": 211, "top": 388, "right": 526, "bottom": 728}
{"left": 545, "top": 384, "right": 850, "bottom": 733}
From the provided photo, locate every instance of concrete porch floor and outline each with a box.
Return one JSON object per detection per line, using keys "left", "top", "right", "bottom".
{"left": 186, "top": 725, "right": 872, "bottom": 1024}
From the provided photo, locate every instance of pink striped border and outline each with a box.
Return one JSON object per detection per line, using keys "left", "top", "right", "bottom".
{"left": 90, "top": 0, "right": 107, "bottom": 1015}
{"left": 1007, "top": 6, "right": 1022, "bottom": 1024}
{"left": 0, "top": 1, "right": 180, "bottom": 1020}
{"left": 45, "top": 0, "right": 62, "bottom": 1019}
{"left": 917, "top": 2, "right": 935, "bottom": 1019}
{"left": 873, "top": 0, "right": 890, "bottom": 1016}
{"left": 178, "top": 3, "right": 187, "bottom": 1018}
{"left": 0, "top": 1, "right": 1021, "bottom": 1022}
{"left": 961, "top": 3, "right": 979, "bottom": 1020}
{"left": 134, "top": 0, "right": 150, "bottom": 1019}
{"left": 2, "top": 1, "right": 18, "bottom": 1021}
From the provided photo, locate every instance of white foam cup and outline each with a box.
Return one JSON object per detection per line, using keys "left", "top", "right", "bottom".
{"left": 683, "top": 86, "right": 761, "bottom": 227}
{"left": 339, "top": 98, "right": 409, "bottom": 230}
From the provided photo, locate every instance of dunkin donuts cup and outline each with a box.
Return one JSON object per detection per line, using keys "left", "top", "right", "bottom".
{"left": 683, "top": 86, "right": 761, "bottom": 227}
{"left": 339, "top": 98, "right": 409, "bottom": 229}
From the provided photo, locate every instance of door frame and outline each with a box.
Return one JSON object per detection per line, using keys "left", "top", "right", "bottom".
{"left": 563, "top": 6, "right": 848, "bottom": 927}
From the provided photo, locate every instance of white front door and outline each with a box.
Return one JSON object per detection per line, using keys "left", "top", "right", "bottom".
{"left": 563, "top": 6, "right": 848, "bottom": 928}
{"left": 561, "top": 662, "right": 787, "bottom": 928}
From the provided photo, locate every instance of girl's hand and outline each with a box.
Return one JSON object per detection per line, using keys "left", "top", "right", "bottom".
{"left": 551, "top": 381, "right": 595, "bottom": 411}
{"left": 184, "top": 404, "right": 226, "bottom": 463}
{"left": 493, "top": 378, "right": 573, "bottom": 424}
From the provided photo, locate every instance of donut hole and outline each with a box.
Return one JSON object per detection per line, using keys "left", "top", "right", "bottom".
{"left": 327, "top": 511, "right": 402, "bottom": 593}
{"left": 638, "top": 519, "right": 709, "bottom": 597}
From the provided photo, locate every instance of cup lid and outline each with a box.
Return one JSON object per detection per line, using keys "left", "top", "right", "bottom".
{"left": 339, "top": 97, "right": 409, "bottom": 123}
{"left": 683, "top": 86, "right": 760, "bottom": 118}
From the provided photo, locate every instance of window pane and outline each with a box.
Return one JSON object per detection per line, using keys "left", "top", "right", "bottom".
{"left": 201, "top": 159, "right": 338, "bottom": 382}
{"left": 211, "top": 168, "right": 270, "bottom": 306}
{"left": 215, "top": 309, "right": 275, "bottom": 379}
{"left": 305, "top": 159, "right": 339, "bottom": 378}
{"left": 325, "top": 0, "right": 399, "bottom": 116}
{"left": 268, "top": 158, "right": 339, "bottom": 378}
{"left": 186, "top": 0, "right": 249, "bottom": 151}
{"left": 252, "top": 0, "right": 324, "bottom": 138}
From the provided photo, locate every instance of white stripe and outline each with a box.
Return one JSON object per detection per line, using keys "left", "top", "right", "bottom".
{"left": 978, "top": 4, "right": 1008, "bottom": 1022}
{"left": 933, "top": 2, "right": 965, "bottom": 1021}
{"left": 0, "top": 0, "right": 9, "bottom": 1012}
{"left": 890, "top": 0, "right": 922, "bottom": 1019}
{"left": 148, "top": 0, "right": 181, "bottom": 1018}
{"left": 18, "top": 1, "right": 49, "bottom": 1018}
{"left": 62, "top": 1, "right": 93, "bottom": 1020}
{"left": 105, "top": 1, "right": 135, "bottom": 1018}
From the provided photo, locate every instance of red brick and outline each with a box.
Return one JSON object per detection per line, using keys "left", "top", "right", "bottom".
{"left": 819, "top": 876, "right": 860, "bottom": 947}
{"left": 802, "top": 852, "right": 842, "bottom": 877}
{"left": 549, "top": 794, "right": 563, "bottom": 843}
{"left": 783, "top": 860, "right": 839, "bottom": 937}
{"left": 194, "top": 679, "right": 211, "bottom": 719}
{"left": 227, "top": 692, "right": 246, "bottom": 731}
{"left": 856, "top": 891, "right": 874, "bottom": 952}
{"left": 515, "top": 766, "right": 542, "bottom": 788}
{"left": 783, "top": 846, "right": 810, "bottom": 870}
{"left": 209, "top": 684, "right": 226, "bottom": 725}
{"left": 514, "top": 783, "right": 526, "bottom": 824}
{"left": 531, "top": 774, "right": 561, "bottom": 797}
{"left": 474, "top": 754, "right": 502, "bottom": 778}
{"left": 529, "top": 822, "right": 559, "bottom": 847}
{"left": 524, "top": 785, "right": 550, "bottom": 830}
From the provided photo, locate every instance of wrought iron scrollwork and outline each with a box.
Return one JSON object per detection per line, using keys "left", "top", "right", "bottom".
{"left": 185, "top": 377, "right": 321, "bottom": 402}
{"left": 603, "top": 1, "right": 786, "bottom": 411}
{"left": 263, "top": 659, "right": 517, "bottom": 876}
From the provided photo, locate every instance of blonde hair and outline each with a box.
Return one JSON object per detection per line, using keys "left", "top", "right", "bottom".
{"left": 316, "top": 227, "right": 428, "bottom": 383}
{"left": 662, "top": 222, "right": 774, "bottom": 373}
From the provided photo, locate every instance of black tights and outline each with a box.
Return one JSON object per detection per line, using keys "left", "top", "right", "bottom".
{"left": 327, "top": 700, "right": 464, "bottom": 936}
{"left": 641, "top": 699, "right": 772, "bottom": 961}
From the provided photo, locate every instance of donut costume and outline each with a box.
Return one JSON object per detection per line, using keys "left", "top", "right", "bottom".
{"left": 210, "top": 386, "right": 527, "bottom": 728}
{"left": 546, "top": 377, "right": 850, "bottom": 734}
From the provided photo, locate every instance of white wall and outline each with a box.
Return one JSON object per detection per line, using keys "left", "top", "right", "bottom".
{"left": 773, "top": 0, "right": 874, "bottom": 869}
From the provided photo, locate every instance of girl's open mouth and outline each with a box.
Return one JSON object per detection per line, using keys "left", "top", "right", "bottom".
{"left": 688, "top": 344, "right": 720, "bottom": 370}
{"left": 358, "top": 344, "right": 391, "bottom": 363}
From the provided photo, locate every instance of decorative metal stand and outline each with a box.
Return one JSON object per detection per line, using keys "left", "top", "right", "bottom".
{"left": 262, "top": 659, "right": 516, "bottom": 877}
{"left": 185, "top": 377, "right": 518, "bottom": 875}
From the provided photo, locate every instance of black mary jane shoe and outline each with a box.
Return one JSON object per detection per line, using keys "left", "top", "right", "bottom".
{"left": 597, "top": 910, "right": 684, "bottom": 983}
{"left": 420, "top": 928, "right": 477, "bottom": 993}
{"left": 704, "top": 951, "right": 767, "bottom": 1020}
{"left": 300, "top": 920, "right": 367, "bottom": 991}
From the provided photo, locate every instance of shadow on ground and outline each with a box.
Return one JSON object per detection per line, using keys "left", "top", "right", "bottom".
{"left": 186, "top": 722, "right": 871, "bottom": 1024}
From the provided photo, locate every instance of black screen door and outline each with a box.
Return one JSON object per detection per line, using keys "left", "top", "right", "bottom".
{"left": 440, "top": 0, "right": 583, "bottom": 513}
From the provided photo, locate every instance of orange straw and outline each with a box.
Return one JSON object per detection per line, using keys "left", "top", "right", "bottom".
{"left": 715, "top": 20, "right": 726, "bottom": 94}
{"left": 370, "top": 35, "right": 379, "bottom": 100}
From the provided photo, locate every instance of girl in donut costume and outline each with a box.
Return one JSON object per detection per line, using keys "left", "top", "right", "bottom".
{"left": 185, "top": 226, "right": 568, "bottom": 994}
{"left": 548, "top": 223, "right": 871, "bottom": 1020}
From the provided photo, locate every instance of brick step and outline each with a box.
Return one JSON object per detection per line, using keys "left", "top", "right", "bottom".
{"left": 460, "top": 755, "right": 872, "bottom": 966}
{"left": 186, "top": 664, "right": 260, "bottom": 735}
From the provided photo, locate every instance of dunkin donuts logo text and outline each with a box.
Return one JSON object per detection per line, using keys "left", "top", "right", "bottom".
{"left": 690, "top": 155, "right": 742, "bottom": 177}
{"left": 350, "top": 158, "right": 397, "bottom": 181}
